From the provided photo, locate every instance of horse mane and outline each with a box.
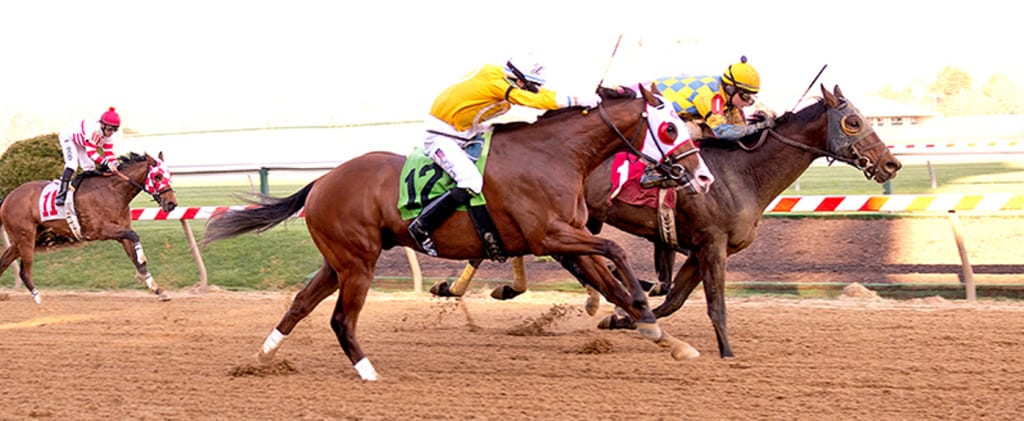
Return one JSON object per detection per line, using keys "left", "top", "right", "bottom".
{"left": 491, "top": 86, "right": 639, "bottom": 133}
{"left": 117, "top": 152, "right": 149, "bottom": 170}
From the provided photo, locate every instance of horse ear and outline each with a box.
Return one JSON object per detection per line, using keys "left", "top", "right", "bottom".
{"left": 649, "top": 82, "right": 662, "bottom": 96}
{"left": 639, "top": 83, "right": 657, "bottom": 105}
{"left": 833, "top": 85, "right": 844, "bottom": 99}
{"left": 821, "top": 84, "right": 839, "bottom": 108}
{"left": 159, "top": 151, "right": 165, "bottom": 161}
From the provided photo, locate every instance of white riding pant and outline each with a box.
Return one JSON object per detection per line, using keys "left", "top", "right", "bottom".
{"left": 423, "top": 116, "right": 483, "bottom": 194}
{"left": 58, "top": 135, "right": 97, "bottom": 172}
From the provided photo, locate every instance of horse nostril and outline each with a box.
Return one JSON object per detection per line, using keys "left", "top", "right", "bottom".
{"left": 886, "top": 160, "right": 902, "bottom": 172}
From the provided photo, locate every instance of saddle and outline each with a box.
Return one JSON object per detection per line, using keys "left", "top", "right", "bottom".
{"left": 397, "top": 132, "right": 508, "bottom": 261}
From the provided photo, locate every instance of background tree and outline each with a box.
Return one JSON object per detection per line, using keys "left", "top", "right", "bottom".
{"left": 929, "top": 66, "right": 973, "bottom": 115}
{"left": 980, "top": 73, "right": 1022, "bottom": 114}
{"left": 0, "top": 134, "right": 63, "bottom": 198}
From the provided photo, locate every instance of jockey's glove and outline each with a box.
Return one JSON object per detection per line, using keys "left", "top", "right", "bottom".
{"left": 558, "top": 93, "right": 602, "bottom": 109}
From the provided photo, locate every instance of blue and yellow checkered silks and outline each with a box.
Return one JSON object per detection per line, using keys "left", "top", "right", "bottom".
{"left": 654, "top": 75, "right": 723, "bottom": 119}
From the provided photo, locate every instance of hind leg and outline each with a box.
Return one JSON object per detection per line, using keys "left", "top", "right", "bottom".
{"left": 431, "top": 259, "right": 482, "bottom": 297}
{"left": 118, "top": 231, "right": 169, "bottom": 301}
{"left": 2, "top": 231, "right": 41, "bottom": 304}
{"left": 329, "top": 267, "right": 377, "bottom": 381}
{"left": 259, "top": 261, "right": 340, "bottom": 362}
{"left": 3, "top": 222, "right": 42, "bottom": 303}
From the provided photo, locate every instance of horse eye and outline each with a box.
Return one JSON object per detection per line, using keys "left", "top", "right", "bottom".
{"left": 841, "top": 115, "right": 862, "bottom": 135}
{"left": 658, "top": 122, "right": 678, "bottom": 144}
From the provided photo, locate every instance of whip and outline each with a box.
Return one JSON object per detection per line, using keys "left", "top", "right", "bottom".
{"left": 790, "top": 64, "right": 828, "bottom": 113}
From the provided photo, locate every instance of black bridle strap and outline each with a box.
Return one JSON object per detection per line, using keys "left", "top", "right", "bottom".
{"left": 115, "top": 168, "right": 171, "bottom": 203}
{"left": 760, "top": 128, "right": 858, "bottom": 166}
{"left": 596, "top": 102, "right": 660, "bottom": 167}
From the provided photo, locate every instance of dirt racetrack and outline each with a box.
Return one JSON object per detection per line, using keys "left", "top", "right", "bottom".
{"left": 2, "top": 287, "right": 1023, "bottom": 420}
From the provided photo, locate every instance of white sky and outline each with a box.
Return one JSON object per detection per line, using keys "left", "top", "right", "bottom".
{"left": 2, "top": 0, "right": 1022, "bottom": 139}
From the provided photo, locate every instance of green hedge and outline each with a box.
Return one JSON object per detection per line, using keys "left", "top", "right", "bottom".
{"left": 0, "top": 133, "right": 63, "bottom": 197}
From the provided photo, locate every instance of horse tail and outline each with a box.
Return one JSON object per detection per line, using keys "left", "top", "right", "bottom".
{"left": 201, "top": 181, "right": 314, "bottom": 247}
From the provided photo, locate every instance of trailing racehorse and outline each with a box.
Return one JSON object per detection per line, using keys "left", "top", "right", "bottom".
{"left": 0, "top": 152, "right": 178, "bottom": 303}
{"left": 440, "top": 85, "right": 903, "bottom": 359}
{"left": 200, "top": 85, "right": 715, "bottom": 381}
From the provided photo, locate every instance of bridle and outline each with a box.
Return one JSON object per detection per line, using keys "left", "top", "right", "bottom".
{"left": 740, "top": 98, "right": 887, "bottom": 179}
{"left": 596, "top": 94, "right": 700, "bottom": 184}
{"left": 115, "top": 162, "right": 175, "bottom": 207}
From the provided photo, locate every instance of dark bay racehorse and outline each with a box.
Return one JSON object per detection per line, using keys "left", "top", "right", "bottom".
{"left": 442, "top": 85, "right": 903, "bottom": 359}
{"left": 595, "top": 85, "right": 902, "bottom": 357}
{"left": 0, "top": 152, "right": 178, "bottom": 303}
{"left": 200, "top": 85, "right": 715, "bottom": 381}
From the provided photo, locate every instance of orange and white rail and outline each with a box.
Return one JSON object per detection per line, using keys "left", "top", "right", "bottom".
{"left": 767, "top": 194, "right": 1024, "bottom": 213}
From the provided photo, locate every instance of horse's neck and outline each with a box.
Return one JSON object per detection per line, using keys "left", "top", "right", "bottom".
{"left": 497, "top": 101, "right": 645, "bottom": 178}
{"left": 565, "top": 104, "right": 645, "bottom": 175}
{"left": 716, "top": 127, "right": 826, "bottom": 211}
{"left": 92, "top": 165, "right": 146, "bottom": 206}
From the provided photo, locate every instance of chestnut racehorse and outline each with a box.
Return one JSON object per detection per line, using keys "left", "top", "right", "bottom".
{"left": 200, "top": 85, "right": 715, "bottom": 381}
{"left": 0, "top": 152, "right": 178, "bottom": 303}
{"left": 441, "top": 85, "right": 903, "bottom": 359}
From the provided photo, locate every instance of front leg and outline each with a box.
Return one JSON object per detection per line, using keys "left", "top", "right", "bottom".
{"left": 647, "top": 240, "right": 677, "bottom": 296}
{"left": 697, "top": 240, "right": 733, "bottom": 358}
{"left": 118, "top": 230, "right": 169, "bottom": 301}
{"left": 652, "top": 254, "right": 700, "bottom": 317}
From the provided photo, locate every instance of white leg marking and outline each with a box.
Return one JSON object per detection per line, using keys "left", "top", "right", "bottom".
{"left": 261, "top": 328, "right": 286, "bottom": 356}
{"left": 354, "top": 357, "right": 379, "bottom": 382}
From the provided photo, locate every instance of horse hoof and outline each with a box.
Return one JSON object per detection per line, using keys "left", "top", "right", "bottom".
{"left": 648, "top": 282, "right": 669, "bottom": 297}
{"left": 156, "top": 291, "right": 171, "bottom": 301}
{"left": 638, "top": 280, "right": 655, "bottom": 292}
{"left": 257, "top": 351, "right": 276, "bottom": 364}
{"left": 429, "top": 281, "right": 458, "bottom": 297}
{"left": 583, "top": 287, "right": 601, "bottom": 316}
{"left": 490, "top": 285, "right": 523, "bottom": 301}
{"left": 667, "top": 339, "right": 701, "bottom": 361}
{"left": 597, "top": 314, "right": 636, "bottom": 330}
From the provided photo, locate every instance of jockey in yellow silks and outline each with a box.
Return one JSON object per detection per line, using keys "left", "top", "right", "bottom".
{"left": 409, "top": 54, "right": 602, "bottom": 256}
{"left": 642, "top": 56, "right": 773, "bottom": 187}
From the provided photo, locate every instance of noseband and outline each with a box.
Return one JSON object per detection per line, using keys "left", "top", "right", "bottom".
{"left": 116, "top": 164, "right": 174, "bottom": 206}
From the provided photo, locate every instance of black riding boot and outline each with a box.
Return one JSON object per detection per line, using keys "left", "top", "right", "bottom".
{"left": 408, "top": 187, "right": 471, "bottom": 257}
{"left": 54, "top": 168, "right": 74, "bottom": 206}
{"left": 639, "top": 166, "right": 668, "bottom": 189}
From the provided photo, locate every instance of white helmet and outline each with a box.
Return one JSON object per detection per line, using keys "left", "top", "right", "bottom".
{"left": 504, "top": 53, "right": 547, "bottom": 86}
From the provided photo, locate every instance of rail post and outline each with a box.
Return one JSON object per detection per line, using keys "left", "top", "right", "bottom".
{"left": 258, "top": 166, "right": 270, "bottom": 196}
{"left": 180, "top": 219, "right": 209, "bottom": 290}
{"left": 947, "top": 210, "right": 976, "bottom": 302}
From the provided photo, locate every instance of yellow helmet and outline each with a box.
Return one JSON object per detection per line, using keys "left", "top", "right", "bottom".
{"left": 722, "top": 56, "right": 760, "bottom": 93}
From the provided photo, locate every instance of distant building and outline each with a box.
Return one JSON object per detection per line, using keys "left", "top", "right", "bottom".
{"left": 857, "top": 96, "right": 938, "bottom": 127}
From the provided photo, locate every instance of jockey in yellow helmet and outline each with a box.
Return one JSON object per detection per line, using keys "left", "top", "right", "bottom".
{"left": 409, "top": 54, "right": 602, "bottom": 256}
{"left": 640, "top": 56, "right": 773, "bottom": 187}
{"left": 653, "top": 56, "right": 772, "bottom": 140}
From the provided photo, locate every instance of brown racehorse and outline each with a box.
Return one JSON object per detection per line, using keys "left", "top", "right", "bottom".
{"left": 0, "top": 152, "right": 178, "bottom": 303}
{"left": 440, "top": 85, "right": 903, "bottom": 360}
{"left": 200, "top": 85, "right": 715, "bottom": 381}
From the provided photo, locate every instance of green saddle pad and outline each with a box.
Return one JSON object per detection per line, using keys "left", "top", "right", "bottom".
{"left": 398, "top": 131, "right": 492, "bottom": 220}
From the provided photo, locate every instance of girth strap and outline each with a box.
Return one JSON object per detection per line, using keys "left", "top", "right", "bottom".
{"left": 467, "top": 205, "right": 508, "bottom": 262}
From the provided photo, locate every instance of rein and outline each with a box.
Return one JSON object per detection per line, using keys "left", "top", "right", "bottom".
{"left": 597, "top": 100, "right": 694, "bottom": 182}
{"left": 115, "top": 166, "right": 172, "bottom": 204}
{"left": 739, "top": 99, "right": 886, "bottom": 177}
